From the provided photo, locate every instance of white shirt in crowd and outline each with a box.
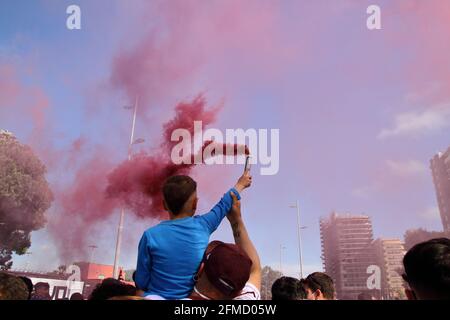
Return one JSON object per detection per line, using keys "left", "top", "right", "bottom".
{"left": 145, "top": 282, "right": 261, "bottom": 300}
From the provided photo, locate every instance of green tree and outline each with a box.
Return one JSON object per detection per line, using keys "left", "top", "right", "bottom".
{"left": 0, "top": 131, "right": 53, "bottom": 270}
{"left": 124, "top": 269, "right": 136, "bottom": 282}
{"left": 57, "top": 264, "right": 67, "bottom": 274}
{"left": 261, "top": 266, "right": 283, "bottom": 300}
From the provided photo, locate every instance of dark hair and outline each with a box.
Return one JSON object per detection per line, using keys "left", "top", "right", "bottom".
{"left": 70, "top": 292, "right": 84, "bottom": 300}
{"left": 162, "top": 175, "right": 197, "bottom": 215}
{"left": 271, "top": 276, "right": 306, "bottom": 300}
{"left": 88, "top": 278, "right": 137, "bottom": 300}
{"left": 19, "top": 276, "right": 33, "bottom": 300}
{"left": 0, "top": 273, "right": 29, "bottom": 300}
{"left": 357, "top": 291, "right": 375, "bottom": 300}
{"left": 304, "top": 272, "right": 335, "bottom": 300}
{"left": 402, "top": 238, "right": 450, "bottom": 299}
{"left": 34, "top": 282, "right": 50, "bottom": 291}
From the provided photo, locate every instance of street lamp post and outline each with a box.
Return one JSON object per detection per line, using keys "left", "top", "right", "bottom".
{"left": 112, "top": 96, "right": 144, "bottom": 279}
{"left": 289, "top": 200, "right": 307, "bottom": 279}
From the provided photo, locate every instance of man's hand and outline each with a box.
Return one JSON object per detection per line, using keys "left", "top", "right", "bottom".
{"left": 227, "top": 191, "right": 242, "bottom": 224}
{"left": 234, "top": 170, "right": 252, "bottom": 193}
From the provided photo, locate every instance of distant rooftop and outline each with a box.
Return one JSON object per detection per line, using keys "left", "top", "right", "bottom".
{"left": 320, "top": 211, "right": 371, "bottom": 221}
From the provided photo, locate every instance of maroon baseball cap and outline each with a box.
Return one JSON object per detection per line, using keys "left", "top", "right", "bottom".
{"left": 203, "top": 241, "right": 253, "bottom": 297}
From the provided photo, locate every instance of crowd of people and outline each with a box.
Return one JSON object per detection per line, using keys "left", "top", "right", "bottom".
{"left": 1, "top": 171, "right": 450, "bottom": 300}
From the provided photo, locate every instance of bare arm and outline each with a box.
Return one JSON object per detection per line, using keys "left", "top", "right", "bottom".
{"left": 227, "top": 192, "right": 261, "bottom": 291}
{"left": 198, "top": 170, "right": 252, "bottom": 233}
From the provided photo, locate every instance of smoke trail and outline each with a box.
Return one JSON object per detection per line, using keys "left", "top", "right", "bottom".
{"left": 106, "top": 94, "right": 248, "bottom": 219}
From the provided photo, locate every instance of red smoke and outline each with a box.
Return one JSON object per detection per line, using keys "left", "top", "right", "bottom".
{"left": 44, "top": 148, "right": 117, "bottom": 261}
{"left": 106, "top": 95, "right": 248, "bottom": 219}
{"left": 9, "top": 0, "right": 268, "bottom": 264}
{"left": 48, "top": 95, "right": 232, "bottom": 260}
{"left": 202, "top": 140, "right": 250, "bottom": 157}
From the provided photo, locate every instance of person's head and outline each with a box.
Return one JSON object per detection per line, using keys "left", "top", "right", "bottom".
{"left": 0, "top": 273, "right": 29, "bottom": 300}
{"left": 195, "top": 241, "right": 253, "bottom": 300}
{"left": 162, "top": 175, "right": 198, "bottom": 218}
{"left": 88, "top": 278, "right": 137, "bottom": 300}
{"left": 402, "top": 238, "right": 450, "bottom": 300}
{"left": 271, "top": 276, "right": 306, "bottom": 300}
{"left": 34, "top": 282, "right": 50, "bottom": 296}
{"left": 70, "top": 292, "right": 84, "bottom": 300}
{"left": 303, "top": 272, "right": 335, "bottom": 300}
{"left": 357, "top": 291, "right": 376, "bottom": 300}
{"left": 108, "top": 295, "right": 145, "bottom": 300}
{"left": 19, "top": 276, "right": 33, "bottom": 300}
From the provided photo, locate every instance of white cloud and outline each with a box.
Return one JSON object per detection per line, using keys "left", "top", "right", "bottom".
{"left": 419, "top": 206, "right": 441, "bottom": 221}
{"left": 385, "top": 159, "right": 427, "bottom": 177}
{"left": 378, "top": 106, "right": 450, "bottom": 139}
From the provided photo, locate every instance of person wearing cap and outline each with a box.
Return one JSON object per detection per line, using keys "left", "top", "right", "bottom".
{"left": 145, "top": 191, "right": 261, "bottom": 300}
{"left": 188, "top": 191, "right": 261, "bottom": 300}
{"left": 136, "top": 172, "right": 252, "bottom": 299}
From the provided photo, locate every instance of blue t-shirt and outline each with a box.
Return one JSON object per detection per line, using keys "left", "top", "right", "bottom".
{"left": 135, "top": 188, "right": 241, "bottom": 299}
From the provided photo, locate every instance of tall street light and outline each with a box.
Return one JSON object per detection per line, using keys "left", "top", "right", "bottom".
{"left": 289, "top": 201, "right": 307, "bottom": 279}
{"left": 112, "top": 96, "right": 145, "bottom": 279}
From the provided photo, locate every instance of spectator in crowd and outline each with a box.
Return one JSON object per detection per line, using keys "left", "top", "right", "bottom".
{"left": 69, "top": 292, "right": 84, "bottom": 300}
{"left": 108, "top": 295, "right": 145, "bottom": 300}
{"left": 302, "top": 272, "right": 336, "bottom": 300}
{"left": 145, "top": 191, "right": 261, "bottom": 300}
{"left": 187, "top": 191, "right": 261, "bottom": 300}
{"left": 402, "top": 238, "right": 450, "bottom": 300}
{"left": 31, "top": 282, "right": 51, "bottom": 300}
{"left": 271, "top": 276, "right": 306, "bottom": 300}
{"left": 88, "top": 278, "right": 137, "bottom": 300}
{"left": 357, "top": 291, "right": 376, "bottom": 300}
{"left": 0, "top": 273, "right": 29, "bottom": 300}
{"left": 19, "top": 276, "right": 33, "bottom": 300}
{"left": 135, "top": 172, "right": 252, "bottom": 299}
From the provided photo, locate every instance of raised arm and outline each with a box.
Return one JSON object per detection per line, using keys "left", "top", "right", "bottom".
{"left": 198, "top": 171, "right": 252, "bottom": 233}
{"left": 227, "top": 191, "right": 261, "bottom": 291}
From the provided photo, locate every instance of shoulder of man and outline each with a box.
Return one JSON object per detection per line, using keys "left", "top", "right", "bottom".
{"left": 145, "top": 221, "right": 169, "bottom": 234}
{"left": 233, "top": 282, "right": 261, "bottom": 300}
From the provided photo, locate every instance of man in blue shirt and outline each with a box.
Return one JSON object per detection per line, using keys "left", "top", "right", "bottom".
{"left": 135, "top": 172, "right": 252, "bottom": 299}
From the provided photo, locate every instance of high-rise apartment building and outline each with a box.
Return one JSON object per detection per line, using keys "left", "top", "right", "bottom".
{"left": 320, "top": 212, "right": 375, "bottom": 299}
{"left": 430, "top": 147, "right": 450, "bottom": 232}
{"left": 373, "top": 238, "right": 406, "bottom": 299}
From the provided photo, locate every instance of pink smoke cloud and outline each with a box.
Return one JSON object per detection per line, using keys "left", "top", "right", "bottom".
{"left": 4, "top": 1, "right": 300, "bottom": 264}
{"left": 106, "top": 94, "right": 248, "bottom": 219}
